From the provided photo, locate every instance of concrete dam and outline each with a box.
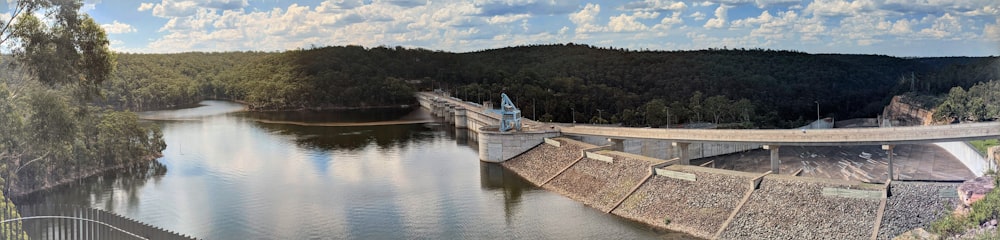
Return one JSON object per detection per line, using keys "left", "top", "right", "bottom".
{"left": 417, "top": 91, "right": 998, "bottom": 239}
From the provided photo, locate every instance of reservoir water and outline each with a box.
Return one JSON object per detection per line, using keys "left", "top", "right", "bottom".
{"left": 15, "top": 101, "right": 683, "bottom": 239}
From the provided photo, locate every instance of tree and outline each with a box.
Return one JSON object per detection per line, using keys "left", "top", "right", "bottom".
{"left": 0, "top": 2, "right": 131, "bottom": 235}
{"left": 689, "top": 91, "right": 704, "bottom": 123}
{"left": 642, "top": 99, "right": 667, "bottom": 127}
{"left": 732, "top": 98, "right": 755, "bottom": 124}
{"left": 704, "top": 95, "right": 730, "bottom": 124}
{"left": 4, "top": 0, "right": 115, "bottom": 96}
{"left": 934, "top": 87, "right": 969, "bottom": 123}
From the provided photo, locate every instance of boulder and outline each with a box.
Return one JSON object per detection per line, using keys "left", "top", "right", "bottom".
{"left": 958, "top": 176, "right": 995, "bottom": 207}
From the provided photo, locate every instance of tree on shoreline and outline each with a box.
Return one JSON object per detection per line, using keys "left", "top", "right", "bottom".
{"left": 1, "top": 2, "right": 165, "bottom": 235}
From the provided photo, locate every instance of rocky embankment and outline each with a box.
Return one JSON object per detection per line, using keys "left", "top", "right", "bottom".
{"left": 545, "top": 151, "right": 657, "bottom": 212}
{"left": 877, "top": 182, "right": 959, "bottom": 239}
{"left": 720, "top": 176, "right": 881, "bottom": 239}
{"left": 502, "top": 138, "right": 585, "bottom": 185}
{"left": 502, "top": 137, "right": 960, "bottom": 239}
{"left": 612, "top": 166, "right": 755, "bottom": 239}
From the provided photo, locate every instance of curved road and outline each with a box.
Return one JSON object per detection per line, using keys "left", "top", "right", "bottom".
{"left": 558, "top": 123, "right": 1000, "bottom": 146}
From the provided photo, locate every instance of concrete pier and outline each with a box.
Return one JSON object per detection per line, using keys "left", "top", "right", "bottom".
{"left": 454, "top": 107, "right": 467, "bottom": 129}
{"left": 477, "top": 126, "right": 561, "bottom": 163}
{"left": 883, "top": 144, "right": 894, "bottom": 180}
{"left": 444, "top": 103, "right": 454, "bottom": 123}
{"left": 673, "top": 142, "right": 691, "bottom": 165}
{"left": 764, "top": 145, "right": 780, "bottom": 174}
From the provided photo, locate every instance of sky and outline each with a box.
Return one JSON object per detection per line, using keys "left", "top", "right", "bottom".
{"left": 2, "top": 0, "right": 999, "bottom": 56}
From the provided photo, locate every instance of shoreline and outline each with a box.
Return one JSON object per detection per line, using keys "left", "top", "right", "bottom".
{"left": 129, "top": 98, "right": 418, "bottom": 113}
{"left": 6, "top": 154, "right": 162, "bottom": 198}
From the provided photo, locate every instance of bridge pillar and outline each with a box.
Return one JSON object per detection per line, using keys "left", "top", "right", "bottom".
{"left": 432, "top": 100, "right": 442, "bottom": 117}
{"left": 454, "top": 107, "right": 467, "bottom": 129}
{"left": 444, "top": 103, "right": 455, "bottom": 124}
{"left": 672, "top": 142, "right": 691, "bottom": 165}
{"left": 883, "top": 145, "right": 895, "bottom": 180}
{"left": 764, "top": 145, "right": 780, "bottom": 174}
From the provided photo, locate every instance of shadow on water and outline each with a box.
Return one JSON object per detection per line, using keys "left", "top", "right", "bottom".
{"left": 237, "top": 105, "right": 425, "bottom": 123}
{"left": 252, "top": 121, "right": 436, "bottom": 151}
{"left": 244, "top": 105, "right": 442, "bottom": 151}
{"left": 13, "top": 160, "right": 168, "bottom": 208}
{"left": 479, "top": 162, "right": 541, "bottom": 225}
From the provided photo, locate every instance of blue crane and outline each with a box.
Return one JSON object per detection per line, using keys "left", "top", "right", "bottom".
{"left": 499, "top": 93, "right": 522, "bottom": 132}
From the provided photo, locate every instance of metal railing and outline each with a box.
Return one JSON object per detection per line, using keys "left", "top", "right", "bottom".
{"left": 1, "top": 204, "right": 197, "bottom": 240}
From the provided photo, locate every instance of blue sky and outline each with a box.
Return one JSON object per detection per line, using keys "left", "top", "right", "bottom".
{"left": 4, "top": 0, "right": 999, "bottom": 56}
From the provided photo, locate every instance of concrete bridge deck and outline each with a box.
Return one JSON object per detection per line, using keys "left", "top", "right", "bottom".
{"left": 558, "top": 123, "right": 1000, "bottom": 146}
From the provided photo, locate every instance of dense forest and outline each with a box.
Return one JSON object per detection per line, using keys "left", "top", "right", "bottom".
{"left": 102, "top": 44, "right": 999, "bottom": 128}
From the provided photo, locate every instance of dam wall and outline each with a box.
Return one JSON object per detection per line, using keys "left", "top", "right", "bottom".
{"left": 501, "top": 137, "right": 956, "bottom": 239}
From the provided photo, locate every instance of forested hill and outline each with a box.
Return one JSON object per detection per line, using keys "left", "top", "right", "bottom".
{"left": 102, "top": 44, "right": 998, "bottom": 128}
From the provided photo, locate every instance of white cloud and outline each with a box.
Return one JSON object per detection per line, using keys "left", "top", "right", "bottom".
{"left": 633, "top": 11, "right": 660, "bottom": 19}
{"left": 689, "top": 11, "right": 706, "bottom": 21}
{"left": 317, "top": 0, "right": 365, "bottom": 12}
{"left": 731, "top": 10, "right": 826, "bottom": 43}
{"left": 122, "top": 0, "right": 997, "bottom": 55}
{"left": 704, "top": 5, "right": 729, "bottom": 29}
{"left": 804, "top": 0, "right": 876, "bottom": 17}
{"left": 754, "top": 0, "right": 800, "bottom": 8}
{"left": 985, "top": 19, "right": 1000, "bottom": 40}
{"left": 101, "top": 20, "right": 137, "bottom": 34}
{"left": 608, "top": 13, "right": 649, "bottom": 32}
{"left": 486, "top": 14, "right": 530, "bottom": 24}
{"left": 151, "top": 1, "right": 200, "bottom": 17}
{"left": 882, "top": 0, "right": 999, "bottom": 15}
{"left": 621, "top": 0, "right": 687, "bottom": 12}
{"left": 833, "top": 14, "right": 891, "bottom": 46}
{"left": 889, "top": 18, "right": 915, "bottom": 35}
{"left": 570, "top": 3, "right": 602, "bottom": 33}
{"left": 917, "top": 13, "right": 962, "bottom": 39}
{"left": 138, "top": 3, "right": 155, "bottom": 11}
{"left": 731, "top": 10, "right": 773, "bottom": 28}
{"left": 960, "top": 5, "right": 999, "bottom": 16}
{"left": 144, "top": 0, "right": 249, "bottom": 17}
{"left": 653, "top": 11, "right": 684, "bottom": 31}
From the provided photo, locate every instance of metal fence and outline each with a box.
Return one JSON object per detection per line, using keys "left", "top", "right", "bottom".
{"left": 1, "top": 204, "right": 197, "bottom": 240}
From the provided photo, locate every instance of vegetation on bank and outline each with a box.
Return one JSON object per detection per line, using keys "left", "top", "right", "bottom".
{"left": 970, "top": 140, "right": 999, "bottom": 155}
{"left": 933, "top": 80, "right": 1000, "bottom": 123}
{"left": 1, "top": 0, "right": 165, "bottom": 200}
{"left": 100, "top": 44, "right": 998, "bottom": 128}
{"left": 930, "top": 175, "right": 1000, "bottom": 238}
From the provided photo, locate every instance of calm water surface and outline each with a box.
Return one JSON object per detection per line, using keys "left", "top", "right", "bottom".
{"left": 17, "top": 101, "right": 686, "bottom": 239}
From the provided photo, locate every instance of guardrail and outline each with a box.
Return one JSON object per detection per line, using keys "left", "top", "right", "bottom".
{"left": 1, "top": 204, "right": 197, "bottom": 240}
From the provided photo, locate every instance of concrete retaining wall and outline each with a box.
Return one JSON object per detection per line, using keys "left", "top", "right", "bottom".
{"left": 621, "top": 139, "right": 760, "bottom": 160}
{"left": 934, "top": 141, "right": 994, "bottom": 177}
{"left": 478, "top": 127, "right": 561, "bottom": 162}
